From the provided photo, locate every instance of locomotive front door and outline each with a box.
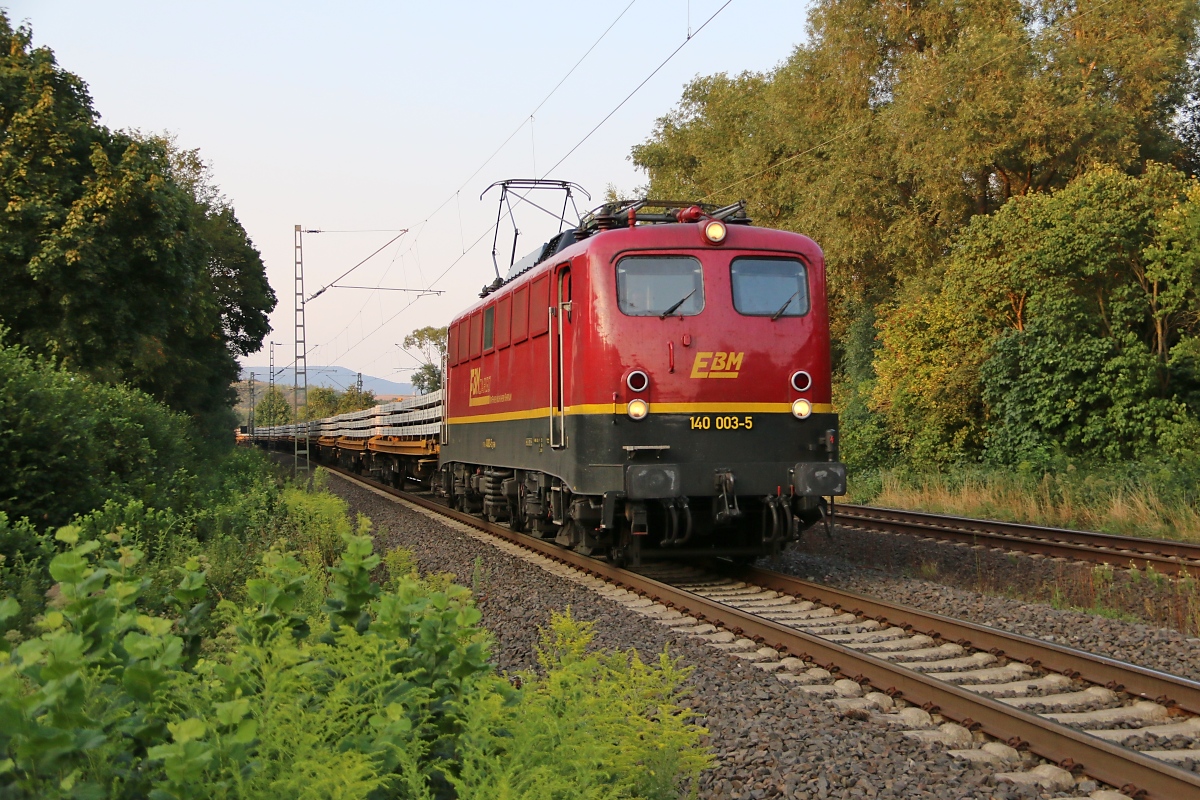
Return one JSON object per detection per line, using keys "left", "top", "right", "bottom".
{"left": 549, "top": 263, "right": 571, "bottom": 449}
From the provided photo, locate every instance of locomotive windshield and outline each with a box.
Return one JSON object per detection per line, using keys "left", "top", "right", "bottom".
{"left": 730, "top": 257, "right": 810, "bottom": 317}
{"left": 617, "top": 256, "right": 705, "bottom": 317}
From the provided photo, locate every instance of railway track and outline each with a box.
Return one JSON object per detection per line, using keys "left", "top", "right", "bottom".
{"left": 322, "top": 465, "right": 1200, "bottom": 799}
{"left": 838, "top": 504, "right": 1200, "bottom": 576}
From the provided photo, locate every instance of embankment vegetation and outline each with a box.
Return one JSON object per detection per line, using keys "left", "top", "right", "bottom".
{"left": 634, "top": 0, "right": 1200, "bottom": 539}
{"left": 0, "top": 444, "right": 708, "bottom": 798}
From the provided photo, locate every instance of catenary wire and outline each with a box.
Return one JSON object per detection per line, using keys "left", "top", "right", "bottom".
{"left": 303, "top": 0, "right": 641, "bottom": 359}
{"left": 386, "top": 0, "right": 641, "bottom": 265}
{"left": 320, "top": 0, "right": 738, "bottom": 366}
{"left": 540, "top": 0, "right": 734, "bottom": 178}
{"left": 307, "top": 230, "right": 408, "bottom": 301}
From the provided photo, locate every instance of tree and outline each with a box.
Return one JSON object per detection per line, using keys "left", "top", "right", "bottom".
{"left": 300, "top": 386, "right": 377, "bottom": 421}
{"left": 255, "top": 386, "right": 292, "bottom": 427}
{"left": 0, "top": 338, "right": 196, "bottom": 531}
{"left": 872, "top": 163, "right": 1200, "bottom": 465}
{"left": 336, "top": 386, "right": 377, "bottom": 414}
{"left": 635, "top": 0, "right": 1200, "bottom": 314}
{"left": 305, "top": 387, "right": 339, "bottom": 421}
{"left": 0, "top": 15, "right": 276, "bottom": 438}
{"left": 403, "top": 326, "right": 447, "bottom": 395}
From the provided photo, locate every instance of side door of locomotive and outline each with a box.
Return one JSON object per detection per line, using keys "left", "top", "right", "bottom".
{"left": 549, "top": 261, "right": 572, "bottom": 448}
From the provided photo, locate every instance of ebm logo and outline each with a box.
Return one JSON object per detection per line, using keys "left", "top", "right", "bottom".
{"left": 690, "top": 352, "right": 744, "bottom": 379}
{"left": 469, "top": 368, "right": 492, "bottom": 396}
{"left": 469, "top": 368, "right": 493, "bottom": 406}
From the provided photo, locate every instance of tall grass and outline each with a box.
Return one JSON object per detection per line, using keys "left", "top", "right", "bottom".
{"left": 848, "top": 463, "right": 1200, "bottom": 543}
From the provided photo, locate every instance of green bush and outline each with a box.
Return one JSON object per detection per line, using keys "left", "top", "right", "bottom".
{"left": 0, "top": 506, "right": 709, "bottom": 798}
{"left": 0, "top": 340, "right": 198, "bottom": 533}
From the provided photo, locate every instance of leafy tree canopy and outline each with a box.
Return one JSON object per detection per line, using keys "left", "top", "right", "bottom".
{"left": 402, "top": 326, "right": 446, "bottom": 395}
{"left": 301, "top": 385, "right": 377, "bottom": 421}
{"left": 634, "top": 0, "right": 1200, "bottom": 323}
{"left": 873, "top": 163, "right": 1200, "bottom": 465}
{"left": 254, "top": 386, "right": 292, "bottom": 427}
{"left": 0, "top": 15, "right": 276, "bottom": 437}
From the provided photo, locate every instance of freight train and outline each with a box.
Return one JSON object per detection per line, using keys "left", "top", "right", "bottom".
{"left": 256, "top": 199, "right": 846, "bottom": 565}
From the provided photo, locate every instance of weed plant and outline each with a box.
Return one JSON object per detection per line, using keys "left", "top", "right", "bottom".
{"left": 1064, "top": 563, "right": 1200, "bottom": 634}
{"left": 849, "top": 461, "right": 1200, "bottom": 542}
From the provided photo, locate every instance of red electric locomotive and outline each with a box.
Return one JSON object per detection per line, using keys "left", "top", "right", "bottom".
{"left": 437, "top": 199, "right": 845, "bottom": 564}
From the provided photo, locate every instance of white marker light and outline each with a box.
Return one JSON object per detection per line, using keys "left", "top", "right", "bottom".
{"left": 791, "top": 398, "right": 813, "bottom": 419}
{"left": 704, "top": 220, "right": 727, "bottom": 244}
{"left": 627, "top": 399, "right": 650, "bottom": 420}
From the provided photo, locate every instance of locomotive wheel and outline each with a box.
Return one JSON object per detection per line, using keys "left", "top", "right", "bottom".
{"left": 606, "top": 526, "right": 642, "bottom": 569}
{"left": 509, "top": 501, "right": 527, "bottom": 532}
{"left": 509, "top": 483, "right": 527, "bottom": 533}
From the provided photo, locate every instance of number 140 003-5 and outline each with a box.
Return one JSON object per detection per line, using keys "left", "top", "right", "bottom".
{"left": 690, "top": 415, "right": 753, "bottom": 431}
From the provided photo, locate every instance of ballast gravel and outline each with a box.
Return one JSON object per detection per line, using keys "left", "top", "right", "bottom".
{"left": 768, "top": 530, "right": 1200, "bottom": 683}
{"left": 324, "top": 475, "right": 1096, "bottom": 800}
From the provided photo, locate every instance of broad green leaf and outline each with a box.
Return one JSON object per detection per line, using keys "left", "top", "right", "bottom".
{"left": 168, "top": 717, "right": 207, "bottom": 744}
{"left": 214, "top": 698, "right": 250, "bottom": 726}
{"left": 136, "top": 615, "right": 174, "bottom": 637}
{"left": 0, "top": 598, "right": 19, "bottom": 623}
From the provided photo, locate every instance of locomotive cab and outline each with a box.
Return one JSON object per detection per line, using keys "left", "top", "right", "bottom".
{"left": 439, "top": 200, "right": 845, "bottom": 564}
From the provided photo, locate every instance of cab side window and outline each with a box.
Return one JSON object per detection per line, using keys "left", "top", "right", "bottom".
{"left": 483, "top": 306, "right": 495, "bottom": 351}
{"left": 447, "top": 322, "right": 460, "bottom": 366}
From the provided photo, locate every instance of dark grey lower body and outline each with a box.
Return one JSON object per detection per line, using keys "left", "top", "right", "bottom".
{"left": 439, "top": 412, "right": 846, "bottom": 560}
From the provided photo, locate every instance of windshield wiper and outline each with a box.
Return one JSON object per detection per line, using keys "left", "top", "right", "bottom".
{"left": 659, "top": 289, "right": 696, "bottom": 319}
{"left": 771, "top": 291, "right": 800, "bottom": 321}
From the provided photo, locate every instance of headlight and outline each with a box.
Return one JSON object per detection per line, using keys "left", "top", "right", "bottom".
{"left": 791, "top": 398, "right": 812, "bottom": 419}
{"left": 627, "top": 399, "right": 649, "bottom": 420}
{"left": 703, "top": 220, "right": 727, "bottom": 244}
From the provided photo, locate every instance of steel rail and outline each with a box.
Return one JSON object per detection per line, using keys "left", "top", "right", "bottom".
{"left": 839, "top": 504, "right": 1200, "bottom": 576}
{"left": 321, "top": 465, "right": 1200, "bottom": 800}
{"left": 733, "top": 564, "right": 1200, "bottom": 716}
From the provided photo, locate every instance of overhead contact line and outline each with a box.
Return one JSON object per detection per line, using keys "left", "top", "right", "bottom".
{"left": 318, "top": 0, "right": 734, "bottom": 364}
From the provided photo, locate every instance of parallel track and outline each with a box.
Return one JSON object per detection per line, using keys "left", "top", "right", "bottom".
{"left": 838, "top": 504, "right": 1200, "bottom": 576}
{"left": 323, "top": 464, "right": 1200, "bottom": 799}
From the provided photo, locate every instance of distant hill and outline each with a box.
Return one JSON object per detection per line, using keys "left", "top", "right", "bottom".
{"left": 238, "top": 366, "right": 413, "bottom": 398}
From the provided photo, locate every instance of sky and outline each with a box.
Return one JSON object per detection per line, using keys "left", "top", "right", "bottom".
{"left": 5, "top": 0, "right": 812, "bottom": 384}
